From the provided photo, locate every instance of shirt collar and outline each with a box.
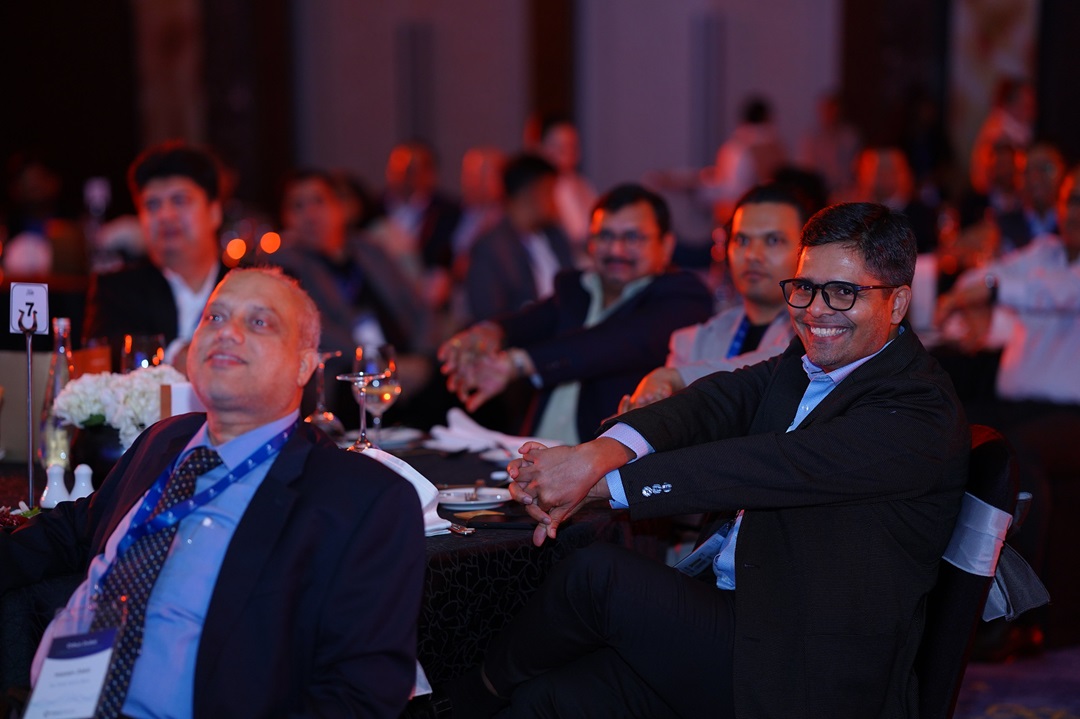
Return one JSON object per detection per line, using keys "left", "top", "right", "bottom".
{"left": 183, "top": 410, "right": 299, "bottom": 471}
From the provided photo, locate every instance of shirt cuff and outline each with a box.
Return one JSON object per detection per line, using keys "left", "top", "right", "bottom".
{"left": 606, "top": 469, "right": 629, "bottom": 508}
{"left": 599, "top": 423, "right": 654, "bottom": 509}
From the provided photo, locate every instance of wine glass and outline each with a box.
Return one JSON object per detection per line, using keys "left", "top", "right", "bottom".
{"left": 336, "top": 344, "right": 396, "bottom": 452}
{"left": 304, "top": 350, "right": 345, "bottom": 442}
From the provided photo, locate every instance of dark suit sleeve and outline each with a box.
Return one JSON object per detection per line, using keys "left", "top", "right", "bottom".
{"left": 465, "top": 235, "right": 511, "bottom": 323}
{"left": 502, "top": 271, "right": 713, "bottom": 387}
{"left": 617, "top": 347, "right": 969, "bottom": 519}
{"left": 302, "top": 475, "right": 425, "bottom": 718}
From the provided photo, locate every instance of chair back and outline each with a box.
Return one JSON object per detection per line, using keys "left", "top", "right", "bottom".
{"left": 915, "top": 423, "right": 1018, "bottom": 719}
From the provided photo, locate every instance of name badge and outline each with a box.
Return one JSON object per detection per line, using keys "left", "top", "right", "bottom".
{"left": 673, "top": 527, "right": 728, "bottom": 579}
{"left": 25, "top": 628, "right": 116, "bottom": 719}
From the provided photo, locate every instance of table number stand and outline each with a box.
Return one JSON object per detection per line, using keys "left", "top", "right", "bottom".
{"left": 9, "top": 282, "right": 50, "bottom": 509}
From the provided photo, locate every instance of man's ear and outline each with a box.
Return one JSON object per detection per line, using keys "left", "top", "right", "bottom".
{"left": 891, "top": 285, "right": 912, "bottom": 324}
{"left": 297, "top": 347, "right": 319, "bottom": 388}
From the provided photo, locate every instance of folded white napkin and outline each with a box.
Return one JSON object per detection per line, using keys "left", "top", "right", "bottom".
{"left": 362, "top": 448, "right": 451, "bottom": 536}
{"left": 423, "top": 408, "right": 561, "bottom": 458}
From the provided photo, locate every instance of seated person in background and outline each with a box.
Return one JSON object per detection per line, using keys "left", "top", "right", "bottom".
{"left": 451, "top": 146, "right": 507, "bottom": 265}
{"left": 936, "top": 165, "right": 1080, "bottom": 628}
{"left": 995, "top": 142, "right": 1064, "bottom": 254}
{"left": 464, "top": 153, "right": 575, "bottom": 324}
{"left": 620, "top": 182, "right": 808, "bottom": 411}
{"left": 383, "top": 140, "right": 462, "bottom": 312}
{"left": 2, "top": 268, "right": 425, "bottom": 718}
{"left": 850, "top": 146, "right": 939, "bottom": 254}
{"left": 271, "top": 169, "right": 436, "bottom": 420}
{"left": 449, "top": 202, "right": 968, "bottom": 719}
{"left": 439, "top": 183, "right": 713, "bottom": 445}
{"left": 538, "top": 117, "right": 598, "bottom": 259}
{"left": 83, "top": 141, "right": 229, "bottom": 372}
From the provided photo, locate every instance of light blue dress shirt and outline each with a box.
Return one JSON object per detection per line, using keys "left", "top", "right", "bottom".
{"left": 32, "top": 411, "right": 297, "bottom": 719}
{"left": 606, "top": 331, "right": 901, "bottom": 589}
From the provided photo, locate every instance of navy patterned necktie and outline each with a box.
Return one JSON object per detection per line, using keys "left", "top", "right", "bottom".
{"left": 93, "top": 447, "right": 223, "bottom": 719}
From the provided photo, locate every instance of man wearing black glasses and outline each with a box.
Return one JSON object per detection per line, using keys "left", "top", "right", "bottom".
{"left": 444, "top": 202, "right": 969, "bottom": 719}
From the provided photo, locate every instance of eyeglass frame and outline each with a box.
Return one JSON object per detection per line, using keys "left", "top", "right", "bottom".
{"left": 778, "top": 278, "right": 902, "bottom": 311}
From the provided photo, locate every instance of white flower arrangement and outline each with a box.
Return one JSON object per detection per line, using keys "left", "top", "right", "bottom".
{"left": 52, "top": 364, "right": 187, "bottom": 449}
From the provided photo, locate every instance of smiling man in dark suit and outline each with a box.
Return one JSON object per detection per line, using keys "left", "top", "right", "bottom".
{"left": 4, "top": 267, "right": 424, "bottom": 718}
{"left": 82, "top": 141, "right": 229, "bottom": 372}
{"left": 449, "top": 202, "right": 970, "bottom": 718}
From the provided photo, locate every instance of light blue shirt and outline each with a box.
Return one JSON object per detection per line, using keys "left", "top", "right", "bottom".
{"left": 606, "top": 330, "right": 901, "bottom": 589}
{"left": 32, "top": 411, "right": 297, "bottom": 719}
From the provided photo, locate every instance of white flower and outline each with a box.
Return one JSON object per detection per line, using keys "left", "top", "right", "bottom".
{"left": 52, "top": 365, "right": 187, "bottom": 449}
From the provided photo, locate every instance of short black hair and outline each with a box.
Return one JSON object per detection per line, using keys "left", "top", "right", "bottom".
{"left": 591, "top": 183, "right": 672, "bottom": 237}
{"left": 733, "top": 181, "right": 818, "bottom": 227}
{"left": 502, "top": 153, "right": 557, "bottom": 199}
{"left": 128, "top": 140, "right": 222, "bottom": 203}
{"left": 800, "top": 202, "right": 916, "bottom": 286}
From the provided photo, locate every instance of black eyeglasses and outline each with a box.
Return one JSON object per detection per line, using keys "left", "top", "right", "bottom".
{"left": 778, "top": 279, "right": 900, "bottom": 311}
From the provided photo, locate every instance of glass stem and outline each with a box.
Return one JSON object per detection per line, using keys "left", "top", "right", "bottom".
{"left": 314, "top": 361, "right": 327, "bottom": 413}
{"left": 357, "top": 389, "right": 368, "bottom": 445}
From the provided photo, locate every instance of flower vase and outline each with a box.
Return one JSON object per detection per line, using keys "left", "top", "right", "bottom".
{"left": 69, "top": 425, "right": 125, "bottom": 489}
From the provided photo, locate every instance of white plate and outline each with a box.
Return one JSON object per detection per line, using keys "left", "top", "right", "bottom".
{"left": 437, "top": 487, "right": 512, "bottom": 510}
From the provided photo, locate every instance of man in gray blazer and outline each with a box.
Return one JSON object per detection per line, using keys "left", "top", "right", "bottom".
{"left": 460, "top": 203, "right": 969, "bottom": 718}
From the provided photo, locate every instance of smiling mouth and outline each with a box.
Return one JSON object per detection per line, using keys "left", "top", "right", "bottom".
{"left": 809, "top": 326, "right": 846, "bottom": 337}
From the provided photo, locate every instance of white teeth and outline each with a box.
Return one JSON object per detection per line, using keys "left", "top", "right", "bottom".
{"left": 809, "top": 326, "right": 845, "bottom": 337}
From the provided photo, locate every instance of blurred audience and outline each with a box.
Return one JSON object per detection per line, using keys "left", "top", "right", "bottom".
{"left": 851, "top": 147, "right": 939, "bottom": 254}
{"left": 796, "top": 91, "right": 861, "bottom": 196}
{"left": 271, "top": 169, "right": 438, "bottom": 426}
{"left": 701, "top": 95, "right": 787, "bottom": 223}
{"left": 439, "top": 183, "right": 712, "bottom": 444}
{"left": 970, "top": 77, "right": 1035, "bottom": 194}
{"left": 82, "top": 140, "right": 228, "bottom": 371}
{"left": 3, "top": 151, "right": 86, "bottom": 277}
{"left": 463, "top": 154, "right": 574, "bottom": 324}
{"left": 620, "top": 182, "right": 809, "bottom": 411}
{"left": 452, "top": 146, "right": 506, "bottom": 264}
{"left": 539, "top": 117, "right": 598, "bottom": 259}
{"left": 996, "top": 142, "right": 1064, "bottom": 254}
{"left": 383, "top": 141, "right": 462, "bottom": 311}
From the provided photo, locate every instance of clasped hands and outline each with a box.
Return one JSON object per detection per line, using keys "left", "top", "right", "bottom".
{"left": 507, "top": 438, "right": 633, "bottom": 547}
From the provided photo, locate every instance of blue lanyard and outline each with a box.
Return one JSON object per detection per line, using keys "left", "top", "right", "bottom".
{"left": 726, "top": 315, "right": 752, "bottom": 358}
{"left": 115, "top": 422, "right": 296, "bottom": 557}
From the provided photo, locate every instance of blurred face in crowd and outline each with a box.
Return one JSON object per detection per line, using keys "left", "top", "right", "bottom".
{"left": 460, "top": 148, "right": 505, "bottom": 207}
{"left": 281, "top": 177, "right": 347, "bottom": 258}
{"left": 789, "top": 242, "right": 909, "bottom": 372}
{"left": 508, "top": 175, "right": 558, "bottom": 233}
{"left": 540, "top": 123, "right": 581, "bottom": 174}
{"left": 138, "top": 176, "right": 222, "bottom": 275}
{"left": 1022, "top": 145, "right": 1064, "bottom": 212}
{"left": 1057, "top": 170, "right": 1080, "bottom": 261}
{"left": 727, "top": 202, "right": 802, "bottom": 321}
{"left": 385, "top": 144, "right": 437, "bottom": 201}
{"left": 856, "top": 149, "right": 912, "bottom": 205}
{"left": 587, "top": 201, "right": 674, "bottom": 298}
{"left": 188, "top": 270, "right": 318, "bottom": 439}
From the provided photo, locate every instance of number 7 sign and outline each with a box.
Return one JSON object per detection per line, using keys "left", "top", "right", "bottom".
{"left": 9, "top": 282, "right": 50, "bottom": 335}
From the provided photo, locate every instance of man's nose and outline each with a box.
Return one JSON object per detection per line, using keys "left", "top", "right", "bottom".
{"left": 806, "top": 289, "right": 834, "bottom": 315}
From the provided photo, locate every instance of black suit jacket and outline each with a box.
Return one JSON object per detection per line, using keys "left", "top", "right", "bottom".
{"left": 495, "top": 269, "right": 713, "bottom": 440}
{"left": 465, "top": 218, "right": 575, "bottom": 323}
{"left": 82, "top": 260, "right": 228, "bottom": 361}
{"left": 0, "top": 415, "right": 425, "bottom": 718}
{"left": 609, "top": 327, "right": 969, "bottom": 718}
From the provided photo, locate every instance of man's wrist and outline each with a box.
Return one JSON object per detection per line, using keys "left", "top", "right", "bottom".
{"left": 508, "top": 348, "right": 542, "bottom": 388}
